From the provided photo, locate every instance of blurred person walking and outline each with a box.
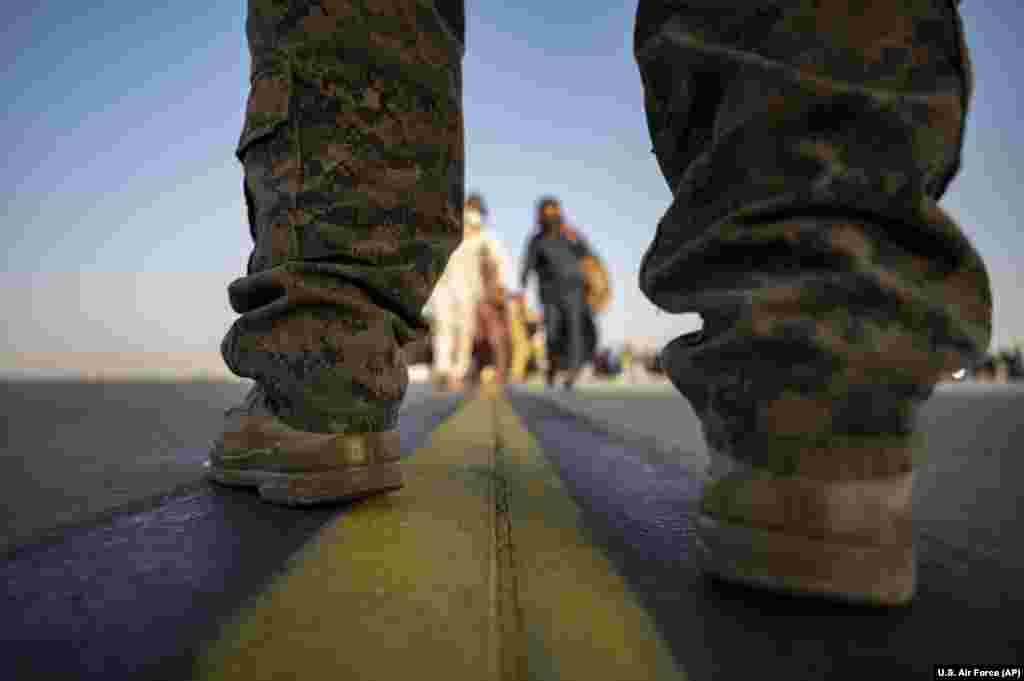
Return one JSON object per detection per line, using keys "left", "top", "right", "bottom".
{"left": 473, "top": 281, "right": 512, "bottom": 384}
{"left": 621, "top": 342, "right": 639, "bottom": 384}
{"left": 520, "top": 197, "right": 597, "bottom": 390}
{"left": 506, "top": 292, "right": 534, "bottom": 383}
{"left": 428, "top": 193, "right": 509, "bottom": 390}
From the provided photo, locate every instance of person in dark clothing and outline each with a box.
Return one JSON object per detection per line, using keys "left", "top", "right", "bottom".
{"left": 520, "top": 197, "right": 593, "bottom": 389}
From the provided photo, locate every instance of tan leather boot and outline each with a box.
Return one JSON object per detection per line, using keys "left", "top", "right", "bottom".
{"left": 662, "top": 327, "right": 930, "bottom": 607}
{"left": 697, "top": 447, "right": 916, "bottom": 606}
{"left": 207, "top": 386, "right": 403, "bottom": 506}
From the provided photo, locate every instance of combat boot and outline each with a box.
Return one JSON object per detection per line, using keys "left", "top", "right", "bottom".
{"left": 662, "top": 335, "right": 920, "bottom": 606}
{"left": 207, "top": 385, "right": 403, "bottom": 506}
{"left": 696, "top": 448, "right": 916, "bottom": 606}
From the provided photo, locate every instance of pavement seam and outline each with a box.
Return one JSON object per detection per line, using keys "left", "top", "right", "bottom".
{"left": 490, "top": 391, "right": 527, "bottom": 681}
{"left": 192, "top": 388, "right": 684, "bottom": 679}
{"left": 493, "top": 390, "right": 687, "bottom": 680}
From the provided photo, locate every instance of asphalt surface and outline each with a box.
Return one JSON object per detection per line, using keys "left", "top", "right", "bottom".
{"left": 912, "top": 383, "right": 1024, "bottom": 568}
{"left": 1, "top": 379, "right": 252, "bottom": 552}
{"left": 2, "top": 379, "right": 1021, "bottom": 679}
{"left": 0, "top": 379, "right": 444, "bottom": 553}
{"left": 1, "top": 385, "right": 460, "bottom": 681}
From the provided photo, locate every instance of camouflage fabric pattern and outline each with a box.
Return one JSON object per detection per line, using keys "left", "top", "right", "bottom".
{"left": 634, "top": 0, "right": 991, "bottom": 479}
{"left": 222, "top": 0, "right": 464, "bottom": 434}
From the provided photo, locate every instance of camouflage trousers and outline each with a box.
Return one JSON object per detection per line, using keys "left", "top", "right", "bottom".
{"left": 222, "top": 0, "right": 464, "bottom": 434}
{"left": 635, "top": 0, "right": 990, "bottom": 475}
{"left": 223, "top": 0, "right": 991, "bottom": 465}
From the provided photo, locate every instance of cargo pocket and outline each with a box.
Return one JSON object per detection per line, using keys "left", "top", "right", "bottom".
{"left": 235, "top": 71, "right": 292, "bottom": 162}
{"left": 236, "top": 70, "right": 296, "bottom": 269}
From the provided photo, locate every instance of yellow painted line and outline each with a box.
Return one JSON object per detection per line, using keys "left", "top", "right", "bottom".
{"left": 195, "top": 393, "right": 501, "bottom": 680}
{"left": 196, "top": 388, "right": 685, "bottom": 680}
{"left": 491, "top": 393, "right": 684, "bottom": 681}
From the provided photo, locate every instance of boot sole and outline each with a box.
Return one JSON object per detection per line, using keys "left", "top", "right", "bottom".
{"left": 696, "top": 513, "right": 915, "bottom": 606}
{"left": 207, "top": 462, "right": 404, "bottom": 507}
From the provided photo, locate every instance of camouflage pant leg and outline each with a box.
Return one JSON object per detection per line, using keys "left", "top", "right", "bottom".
{"left": 634, "top": 0, "right": 991, "bottom": 475}
{"left": 221, "top": 0, "right": 465, "bottom": 434}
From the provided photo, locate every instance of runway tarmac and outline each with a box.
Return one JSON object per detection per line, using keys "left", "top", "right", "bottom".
{"left": 1, "top": 378, "right": 1021, "bottom": 678}
{"left": 0, "top": 379, "right": 437, "bottom": 553}
{"left": 528, "top": 380, "right": 1024, "bottom": 571}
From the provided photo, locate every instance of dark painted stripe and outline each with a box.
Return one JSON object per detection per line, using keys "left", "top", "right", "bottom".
{"left": 505, "top": 392, "right": 1023, "bottom": 679}
{"left": 0, "top": 393, "right": 462, "bottom": 681}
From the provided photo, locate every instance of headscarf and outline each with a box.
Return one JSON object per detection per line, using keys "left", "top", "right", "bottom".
{"left": 536, "top": 195, "right": 562, "bottom": 234}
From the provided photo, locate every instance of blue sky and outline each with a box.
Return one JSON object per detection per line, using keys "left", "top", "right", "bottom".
{"left": 3, "top": 1, "right": 1023, "bottom": 356}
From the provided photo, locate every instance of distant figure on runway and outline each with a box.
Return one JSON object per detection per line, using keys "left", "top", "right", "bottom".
{"left": 520, "top": 197, "right": 596, "bottom": 390}
{"left": 507, "top": 292, "right": 535, "bottom": 383}
{"left": 427, "top": 193, "right": 509, "bottom": 391}
{"left": 472, "top": 280, "right": 511, "bottom": 385}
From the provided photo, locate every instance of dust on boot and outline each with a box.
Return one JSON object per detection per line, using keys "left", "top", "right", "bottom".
{"left": 209, "top": 383, "right": 403, "bottom": 506}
